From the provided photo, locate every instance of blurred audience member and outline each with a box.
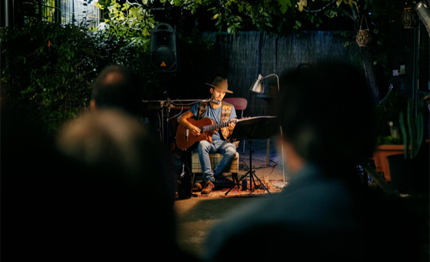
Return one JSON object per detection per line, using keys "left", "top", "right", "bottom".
{"left": 203, "top": 62, "right": 420, "bottom": 262}
{"left": 5, "top": 108, "right": 198, "bottom": 260}
{"left": 91, "top": 64, "right": 159, "bottom": 139}
{"left": 90, "top": 65, "right": 142, "bottom": 117}
{"left": 55, "top": 109, "right": 194, "bottom": 260}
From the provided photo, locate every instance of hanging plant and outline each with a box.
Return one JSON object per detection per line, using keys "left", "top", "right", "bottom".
{"left": 356, "top": 15, "right": 372, "bottom": 47}
{"left": 402, "top": 2, "right": 419, "bottom": 29}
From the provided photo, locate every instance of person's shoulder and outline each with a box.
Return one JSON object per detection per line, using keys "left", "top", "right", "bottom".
{"left": 222, "top": 101, "right": 233, "bottom": 107}
{"left": 189, "top": 102, "right": 200, "bottom": 110}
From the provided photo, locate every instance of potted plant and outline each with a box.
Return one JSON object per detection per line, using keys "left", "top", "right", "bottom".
{"left": 387, "top": 97, "right": 429, "bottom": 194}
{"left": 372, "top": 87, "right": 407, "bottom": 182}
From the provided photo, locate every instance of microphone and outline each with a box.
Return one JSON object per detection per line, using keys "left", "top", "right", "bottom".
{"left": 202, "top": 98, "right": 220, "bottom": 104}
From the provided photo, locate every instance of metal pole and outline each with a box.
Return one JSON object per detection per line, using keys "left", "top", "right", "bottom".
{"left": 4, "top": 0, "right": 9, "bottom": 27}
{"left": 413, "top": 24, "right": 421, "bottom": 116}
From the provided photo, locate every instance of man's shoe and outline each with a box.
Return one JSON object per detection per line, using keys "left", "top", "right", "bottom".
{"left": 192, "top": 182, "right": 202, "bottom": 192}
{"left": 201, "top": 181, "right": 215, "bottom": 194}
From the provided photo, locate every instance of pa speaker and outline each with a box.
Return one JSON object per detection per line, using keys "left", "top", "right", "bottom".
{"left": 150, "top": 23, "right": 177, "bottom": 73}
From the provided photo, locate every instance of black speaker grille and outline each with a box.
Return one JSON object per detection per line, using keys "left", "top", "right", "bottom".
{"left": 150, "top": 24, "right": 177, "bottom": 73}
{"left": 151, "top": 46, "right": 176, "bottom": 71}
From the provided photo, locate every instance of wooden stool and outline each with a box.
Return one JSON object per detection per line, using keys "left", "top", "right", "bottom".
{"left": 191, "top": 151, "right": 240, "bottom": 185}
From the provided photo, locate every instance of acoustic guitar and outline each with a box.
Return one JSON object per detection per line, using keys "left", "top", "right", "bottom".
{"left": 176, "top": 117, "right": 238, "bottom": 150}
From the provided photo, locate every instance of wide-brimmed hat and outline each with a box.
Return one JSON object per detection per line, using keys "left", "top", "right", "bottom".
{"left": 205, "top": 76, "right": 233, "bottom": 93}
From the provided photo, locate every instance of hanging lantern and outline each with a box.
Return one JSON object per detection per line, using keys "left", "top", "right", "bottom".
{"left": 356, "top": 15, "right": 372, "bottom": 47}
{"left": 402, "top": 6, "right": 419, "bottom": 28}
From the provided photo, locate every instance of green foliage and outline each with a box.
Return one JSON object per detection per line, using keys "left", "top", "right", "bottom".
{"left": 361, "top": 0, "right": 404, "bottom": 78}
{"left": 179, "top": 0, "right": 357, "bottom": 34}
{"left": 1, "top": 22, "right": 97, "bottom": 134}
{"left": 374, "top": 88, "right": 408, "bottom": 144}
{"left": 399, "top": 98, "right": 425, "bottom": 159}
{"left": 279, "top": 0, "right": 293, "bottom": 14}
{"left": 94, "top": 0, "right": 157, "bottom": 38}
{"left": 1, "top": 21, "right": 149, "bottom": 135}
{"left": 377, "top": 135, "right": 402, "bottom": 145}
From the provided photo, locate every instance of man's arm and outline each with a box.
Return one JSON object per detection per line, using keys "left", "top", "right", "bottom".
{"left": 228, "top": 119, "right": 236, "bottom": 136}
{"left": 228, "top": 106, "right": 237, "bottom": 134}
{"left": 177, "top": 110, "right": 201, "bottom": 136}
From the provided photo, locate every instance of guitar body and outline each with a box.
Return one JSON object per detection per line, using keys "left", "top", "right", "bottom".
{"left": 176, "top": 118, "right": 215, "bottom": 150}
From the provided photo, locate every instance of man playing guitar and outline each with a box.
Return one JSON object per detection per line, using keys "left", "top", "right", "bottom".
{"left": 177, "top": 76, "right": 237, "bottom": 194}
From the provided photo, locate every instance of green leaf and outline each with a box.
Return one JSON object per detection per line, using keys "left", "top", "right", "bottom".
{"left": 278, "top": 0, "right": 290, "bottom": 14}
{"left": 122, "top": 2, "right": 130, "bottom": 10}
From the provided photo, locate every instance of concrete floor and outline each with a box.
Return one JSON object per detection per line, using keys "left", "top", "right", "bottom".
{"left": 174, "top": 197, "right": 255, "bottom": 258}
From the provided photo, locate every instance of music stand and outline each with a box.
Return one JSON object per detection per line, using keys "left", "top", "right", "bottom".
{"left": 225, "top": 116, "right": 279, "bottom": 196}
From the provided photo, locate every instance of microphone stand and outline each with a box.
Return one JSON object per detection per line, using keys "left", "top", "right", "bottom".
{"left": 142, "top": 98, "right": 220, "bottom": 144}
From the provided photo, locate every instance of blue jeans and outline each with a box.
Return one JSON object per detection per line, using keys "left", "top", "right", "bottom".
{"left": 197, "top": 139, "right": 237, "bottom": 183}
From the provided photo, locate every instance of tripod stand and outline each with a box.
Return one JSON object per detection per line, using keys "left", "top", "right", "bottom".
{"left": 225, "top": 140, "right": 270, "bottom": 195}
{"left": 224, "top": 116, "right": 278, "bottom": 196}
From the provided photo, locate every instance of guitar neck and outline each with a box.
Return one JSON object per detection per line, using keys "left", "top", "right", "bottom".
{"left": 201, "top": 119, "right": 235, "bottom": 132}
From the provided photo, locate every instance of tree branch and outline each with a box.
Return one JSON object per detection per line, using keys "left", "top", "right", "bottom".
{"left": 339, "top": 2, "right": 359, "bottom": 29}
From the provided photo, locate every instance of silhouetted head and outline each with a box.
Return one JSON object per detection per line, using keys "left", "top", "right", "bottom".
{"left": 91, "top": 65, "right": 142, "bottom": 117}
{"left": 275, "top": 61, "right": 377, "bottom": 170}
{"left": 56, "top": 108, "right": 176, "bottom": 212}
